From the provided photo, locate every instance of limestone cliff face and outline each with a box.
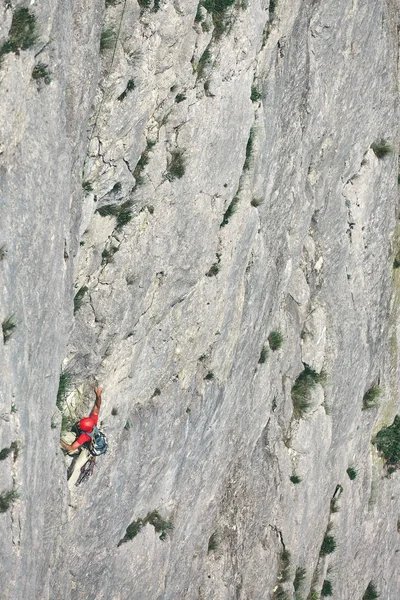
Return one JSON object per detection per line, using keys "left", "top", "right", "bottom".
{"left": 1, "top": 0, "right": 400, "bottom": 598}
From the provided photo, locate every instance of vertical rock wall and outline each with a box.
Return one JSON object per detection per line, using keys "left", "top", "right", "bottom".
{"left": 0, "top": 0, "right": 399, "bottom": 598}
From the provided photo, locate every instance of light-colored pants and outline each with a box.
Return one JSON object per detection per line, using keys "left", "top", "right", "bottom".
{"left": 62, "top": 432, "right": 91, "bottom": 490}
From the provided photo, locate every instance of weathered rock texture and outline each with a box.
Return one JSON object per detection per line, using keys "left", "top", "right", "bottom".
{"left": 1, "top": 0, "right": 400, "bottom": 598}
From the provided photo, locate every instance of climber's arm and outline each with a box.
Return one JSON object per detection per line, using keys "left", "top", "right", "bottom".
{"left": 60, "top": 439, "right": 81, "bottom": 453}
{"left": 92, "top": 386, "right": 102, "bottom": 416}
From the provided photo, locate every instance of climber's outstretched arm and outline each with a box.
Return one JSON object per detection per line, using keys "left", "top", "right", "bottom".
{"left": 92, "top": 386, "right": 102, "bottom": 416}
{"left": 60, "top": 439, "right": 81, "bottom": 453}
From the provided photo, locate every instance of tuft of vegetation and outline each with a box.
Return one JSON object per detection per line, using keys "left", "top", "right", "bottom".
{"left": 321, "top": 580, "right": 333, "bottom": 597}
{"left": 166, "top": 150, "right": 185, "bottom": 181}
{"left": 82, "top": 181, "right": 93, "bottom": 195}
{"left": 197, "top": 48, "right": 211, "bottom": 77}
{"left": 220, "top": 195, "right": 239, "bottom": 227}
{"left": 268, "top": 0, "right": 277, "bottom": 20}
{"left": 100, "top": 28, "right": 116, "bottom": 53}
{"left": 206, "top": 262, "right": 220, "bottom": 277}
{"left": 111, "top": 407, "right": 118, "bottom": 416}
{"left": 374, "top": 415, "right": 400, "bottom": 468}
{"left": 363, "top": 385, "right": 381, "bottom": 409}
{"left": 106, "top": 0, "right": 121, "bottom": 5}
{"left": 56, "top": 369, "right": 73, "bottom": 410}
{"left": 371, "top": 139, "right": 392, "bottom": 159}
{"left": 250, "top": 85, "right": 263, "bottom": 102}
{"left": 195, "top": 3, "right": 204, "bottom": 21}
{"left": 0, "top": 8, "right": 38, "bottom": 63}
{"left": 73, "top": 286, "right": 88, "bottom": 313}
{"left": 277, "top": 549, "right": 291, "bottom": 583}
{"left": 291, "top": 364, "right": 325, "bottom": 419}
{"left": 102, "top": 245, "right": 119, "bottom": 265}
{"left": 293, "top": 566, "right": 306, "bottom": 592}
{"left": 346, "top": 466, "right": 357, "bottom": 480}
{"left": 117, "top": 79, "right": 135, "bottom": 102}
{"left": 137, "top": 0, "right": 160, "bottom": 12}
{"left": 290, "top": 475, "right": 301, "bottom": 484}
{"left": 204, "top": 371, "right": 214, "bottom": 381}
{"left": 362, "top": 582, "right": 379, "bottom": 600}
{"left": 133, "top": 141, "right": 154, "bottom": 186}
{"left": 0, "top": 245, "right": 6, "bottom": 261}
{"left": 393, "top": 251, "right": 400, "bottom": 269}
{"left": 251, "top": 197, "right": 264, "bottom": 207}
{"left": 243, "top": 127, "right": 256, "bottom": 171}
{"left": 2, "top": 315, "right": 16, "bottom": 344}
{"left": 118, "top": 510, "right": 172, "bottom": 546}
{"left": 201, "top": 0, "right": 236, "bottom": 36}
{"left": 268, "top": 330, "right": 283, "bottom": 351}
{"left": 258, "top": 345, "right": 269, "bottom": 364}
{"left": 175, "top": 92, "right": 186, "bottom": 103}
{"left": 0, "top": 441, "right": 18, "bottom": 461}
{"left": 97, "top": 200, "right": 133, "bottom": 231}
{"left": 32, "top": 61, "right": 51, "bottom": 84}
{"left": 208, "top": 531, "right": 218, "bottom": 552}
{"left": 152, "top": 388, "right": 161, "bottom": 397}
{"left": 320, "top": 534, "right": 336, "bottom": 556}
{"left": 0, "top": 488, "right": 19, "bottom": 513}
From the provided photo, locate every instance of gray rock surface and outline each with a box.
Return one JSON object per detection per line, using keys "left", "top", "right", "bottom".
{"left": 0, "top": 0, "right": 400, "bottom": 598}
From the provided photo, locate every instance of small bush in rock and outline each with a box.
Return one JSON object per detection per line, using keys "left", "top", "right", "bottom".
{"left": 0, "top": 245, "right": 6, "bottom": 261}
{"left": 166, "top": 150, "right": 185, "bottom": 181}
{"left": 320, "top": 534, "right": 336, "bottom": 556}
{"left": 346, "top": 466, "right": 357, "bottom": 480}
{"left": 220, "top": 195, "right": 239, "bottom": 227}
{"left": 100, "top": 28, "right": 116, "bottom": 53}
{"left": 243, "top": 127, "right": 256, "bottom": 171}
{"left": 258, "top": 345, "right": 269, "bottom": 364}
{"left": 374, "top": 415, "right": 400, "bottom": 468}
{"left": 175, "top": 92, "right": 186, "bottom": 103}
{"left": 206, "top": 263, "right": 220, "bottom": 277}
{"left": 363, "top": 385, "right": 381, "bottom": 409}
{"left": 208, "top": 532, "right": 218, "bottom": 552}
{"left": 291, "top": 365, "right": 325, "bottom": 418}
{"left": 362, "top": 581, "right": 379, "bottom": 600}
{"left": 32, "top": 61, "right": 51, "bottom": 84}
{"left": 371, "top": 139, "right": 392, "bottom": 159}
{"left": 268, "top": 330, "right": 283, "bottom": 351}
{"left": 250, "top": 85, "right": 263, "bottom": 102}
{"left": 118, "top": 511, "right": 172, "bottom": 546}
{"left": 2, "top": 315, "right": 16, "bottom": 343}
{"left": 0, "top": 7, "right": 38, "bottom": 61}
{"left": 321, "top": 580, "right": 333, "bottom": 596}
{"left": 0, "top": 442, "right": 18, "bottom": 461}
{"left": 290, "top": 475, "right": 301, "bottom": 484}
{"left": 204, "top": 371, "right": 214, "bottom": 381}
{"left": 56, "top": 370, "right": 73, "bottom": 410}
{"left": 277, "top": 549, "right": 291, "bottom": 583}
{"left": 293, "top": 566, "right": 306, "bottom": 591}
{"left": 82, "top": 181, "right": 93, "bottom": 195}
{"left": 0, "top": 489, "right": 19, "bottom": 513}
{"left": 117, "top": 79, "right": 135, "bottom": 101}
{"left": 73, "top": 286, "right": 88, "bottom": 313}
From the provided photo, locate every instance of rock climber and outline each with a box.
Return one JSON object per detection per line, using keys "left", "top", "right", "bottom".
{"left": 60, "top": 386, "right": 103, "bottom": 488}
{"left": 60, "top": 386, "right": 102, "bottom": 454}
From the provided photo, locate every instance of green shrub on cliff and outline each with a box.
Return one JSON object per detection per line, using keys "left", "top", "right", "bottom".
{"left": 374, "top": 415, "right": 400, "bottom": 467}
{"left": 0, "top": 7, "right": 38, "bottom": 63}
{"left": 371, "top": 139, "right": 392, "bottom": 159}
{"left": 291, "top": 365, "right": 325, "bottom": 418}
{"left": 362, "top": 581, "right": 379, "bottom": 600}
{"left": 362, "top": 385, "right": 381, "bottom": 409}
